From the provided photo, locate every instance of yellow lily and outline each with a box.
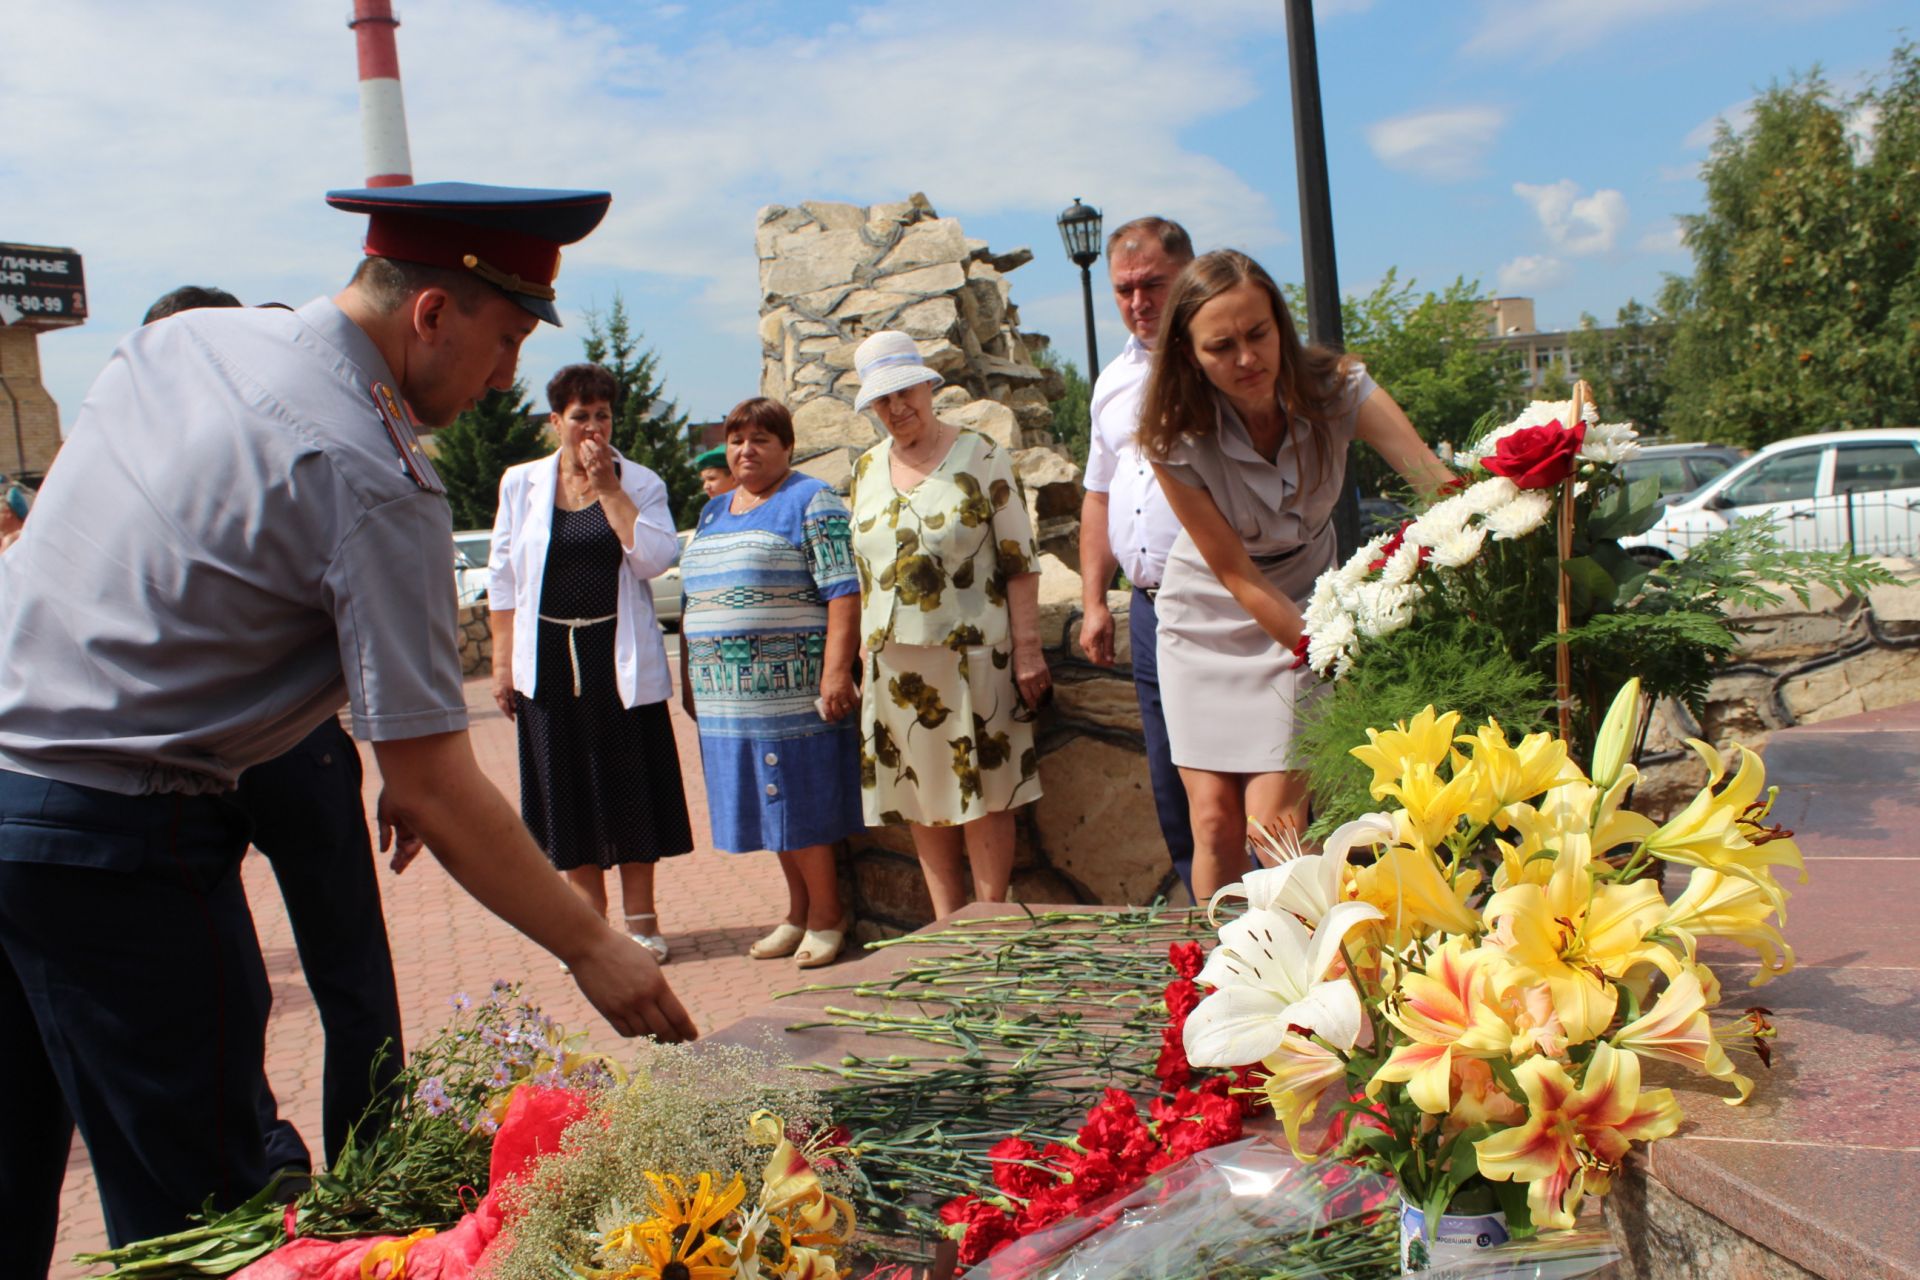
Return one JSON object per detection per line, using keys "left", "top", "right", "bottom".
{"left": 1444, "top": 1057, "right": 1526, "bottom": 1141}
{"left": 1259, "top": 1032, "right": 1351, "bottom": 1160}
{"left": 1639, "top": 740, "right": 1806, "bottom": 917}
{"left": 1350, "top": 706, "right": 1460, "bottom": 800}
{"left": 1368, "top": 939, "right": 1515, "bottom": 1114}
{"left": 1374, "top": 761, "right": 1480, "bottom": 850}
{"left": 1351, "top": 842, "right": 1483, "bottom": 945}
{"left": 1473, "top": 1043, "right": 1682, "bottom": 1230}
{"left": 1457, "top": 719, "right": 1575, "bottom": 820}
{"left": 1482, "top": 848, "right": 1671, "bottom": 1043}
{"left": 1589, "top": 678, "right": 1642, "bottom": 791}
{"left": 1662, "top": 867, "right": 1795, "bottom": 986}
{"left": 1612, "top": 969, "right": 1753, "bottom": 1103}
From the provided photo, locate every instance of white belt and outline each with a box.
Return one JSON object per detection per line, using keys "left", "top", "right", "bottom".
{"left": 538, "top": 612, "right": 617, "bottom": 697}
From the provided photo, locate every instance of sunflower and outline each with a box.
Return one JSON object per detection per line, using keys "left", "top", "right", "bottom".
{"left": 594, "top": 1173, "right": 745, "bottom": 1280}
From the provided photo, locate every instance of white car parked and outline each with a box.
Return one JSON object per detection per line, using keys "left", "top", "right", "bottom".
{"left": 454, "top": 530, "right": 492, "bottom": 606}
{"left": 1623, "top": 428, "right": 1920, "bottom": 563}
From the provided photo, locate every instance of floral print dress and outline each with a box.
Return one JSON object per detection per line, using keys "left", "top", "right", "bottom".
{"left": 849, "top": 428, "right": 1043, "bottom": 826}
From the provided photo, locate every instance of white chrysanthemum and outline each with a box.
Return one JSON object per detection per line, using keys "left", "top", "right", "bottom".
{"left": 1578, "top": 421, "right": 1641, "bottom": 465}
{"left": 1355, "top": 581, "right": 1421, "bottom": 637}
{"left": 1303, "top": 582, "right": 1345, "bottom": 632}
{"left": 1484, "top": 489, "right": 1554, "bottom": 540}
{"left": 1331, "top": 539, "right": 1383, "bottom": 592}
{"left": 1407, "top": 496, "right": 1472, "bottom": 548}
{"left": 1424, "top": 523, "right": 1489, "bottom": 569}
{"left": 1377, "top": 538, "right": 1424, "bottom": 587}
{"left": 1306, "top": 612, "right": 1357, "bottom": 676}
{"left": 1460, "top": 475, "right": 1519, "bottom": 515}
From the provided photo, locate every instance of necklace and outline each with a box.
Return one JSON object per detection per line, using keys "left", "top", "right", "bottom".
{"left": 730, "top": 474, "right": 785, "bottom": 514}
{"left": 892, "top": 423, "right": 951, "bottom": 470}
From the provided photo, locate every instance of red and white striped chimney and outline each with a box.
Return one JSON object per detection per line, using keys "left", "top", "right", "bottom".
{"left": 348, "top": 0, "right": 414, "bottom": 187}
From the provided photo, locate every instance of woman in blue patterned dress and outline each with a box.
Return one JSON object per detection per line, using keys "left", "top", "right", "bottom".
{"left": 680, "top": 398, "right": 863, "bottom": 968}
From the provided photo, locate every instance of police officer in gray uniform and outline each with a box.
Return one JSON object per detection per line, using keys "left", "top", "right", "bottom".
{"left": 0, "top": 183, "right": 697, "bottom": 1277}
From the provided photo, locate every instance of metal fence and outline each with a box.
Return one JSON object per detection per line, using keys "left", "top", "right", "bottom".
{"left": 1632, "top": 490, "right": 1920, "bottom": 560}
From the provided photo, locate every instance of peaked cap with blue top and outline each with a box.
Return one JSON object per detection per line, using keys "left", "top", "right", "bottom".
{"left": 325, "top": 181, "right": 611, "bottom": 326}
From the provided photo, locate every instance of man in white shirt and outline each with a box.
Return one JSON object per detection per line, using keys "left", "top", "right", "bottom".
{"left": 1078, "top": 217, "right": 1196, "bottom": 891}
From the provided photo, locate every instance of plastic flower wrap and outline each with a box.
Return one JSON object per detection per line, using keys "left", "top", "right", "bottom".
{"left": 1185, "top": 681, "right": 1802, "bottom": 1237}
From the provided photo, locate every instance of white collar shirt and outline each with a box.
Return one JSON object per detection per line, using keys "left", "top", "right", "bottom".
{"left": 1084, "top": 334, "right": 1181, "bottom": 589}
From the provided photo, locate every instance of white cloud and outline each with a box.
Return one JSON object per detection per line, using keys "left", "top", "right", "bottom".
{"left": 1636, "top": 222, "right": 1687, "bottom": 254}
{"left": 1365, "top": 106, "right": 1507, "bottom": 181}
{"left": 6, "top": 0, "right": 1298, "bottom": 426}
{"left": 1512, "top": 180, "right": 1629, "bottom": 255}
{"left": 1497, "top": 255, "right": 1568, "bottom": 293}
{"left": 1464, "top": 0, "right": 1723, "bottom": 62}
{"left": 1684, "top": 96, "right": 1755, "bottom": 149}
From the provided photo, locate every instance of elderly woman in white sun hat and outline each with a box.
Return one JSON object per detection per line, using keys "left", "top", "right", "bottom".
{"left": 846, "top": 331, "right": 1049, "bottom": 918}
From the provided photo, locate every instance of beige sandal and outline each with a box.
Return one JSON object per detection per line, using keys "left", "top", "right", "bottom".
{"left": 750, "top": 921, "right": 806, "bottom": 960}
{"left": 794, "top": 915, "right": 854, "bottom": 970}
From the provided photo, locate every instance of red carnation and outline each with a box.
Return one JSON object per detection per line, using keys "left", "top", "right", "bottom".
{"left": 1155, "top": 1023, "right": 1193, "bottom": 1094}
{"left": 987, "top": 1136, "right": 1054, "bottom": 1200}
{"left": 1164, "top": 977, "right": 1201, "bottom": 1022}
{"left": 1481, "top": 419, "right": 1587, "bottom": 490}
{"left": 1014, "top": 1182, "right": 1085, "bottom": 1236}
{"left": 1077, "top": 1089, "right": 1157, "bottom": 1174}
{"left": 1367, "top": 523, "right": 1409, "bottom": 572}
{"left": 949, "top": 1198, "right": 1019, "bottom": 1266}
{"left": 1168, "top": 941, "right": 1205, "bottom": 980}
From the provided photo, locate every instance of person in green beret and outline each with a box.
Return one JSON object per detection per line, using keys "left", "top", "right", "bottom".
{"left": 694, "top": 444, "right": 736, "bottom": 499}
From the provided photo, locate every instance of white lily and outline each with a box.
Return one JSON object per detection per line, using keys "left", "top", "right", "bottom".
{"left": 1183, "top": 900, "right": 1386, "bottom": 1068}
{"left": 1215, "top": 814, "right": 1396, "bottom": 927}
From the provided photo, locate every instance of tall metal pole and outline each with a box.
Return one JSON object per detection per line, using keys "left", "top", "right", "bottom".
{"left": 1285, "top": 0, "right": 1362, "bottom": 559}
{"left": 1078, "top": 263, "right": 1101, "bottom": 381}
{"left": 349, "top": 0, "right": 414, "bottom": 188}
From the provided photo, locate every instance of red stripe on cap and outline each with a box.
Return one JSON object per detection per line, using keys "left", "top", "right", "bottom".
{"left": 363, "top": 211, "right": 560, "bottom": 287}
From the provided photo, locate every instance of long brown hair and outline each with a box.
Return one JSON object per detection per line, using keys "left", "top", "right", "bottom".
{"left": 1135, "top": 249, "right": 1353, "bottom": 470}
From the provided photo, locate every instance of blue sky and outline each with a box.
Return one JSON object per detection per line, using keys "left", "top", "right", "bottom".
{"left": 5, "top": 0, "right": 1908, "bottom": 432}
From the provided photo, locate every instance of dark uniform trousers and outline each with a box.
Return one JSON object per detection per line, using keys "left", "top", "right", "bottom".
{"left": 1128, "top": 586, "right": 1196, "bottom": 894}
{"left": 236, "top": 717, "right": 403, "bottom": 1170}
{"left": 0, "top": 769, "right": 271, "bottom": 1276}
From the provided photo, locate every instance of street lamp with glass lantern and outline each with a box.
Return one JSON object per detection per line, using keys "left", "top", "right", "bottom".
{"left": 1056, "top": 198, "right": 1103, "bottom": 380}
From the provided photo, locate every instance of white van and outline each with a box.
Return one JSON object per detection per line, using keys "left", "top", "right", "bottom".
{"left": 1623, "top": 428, "right": 1920, "bottom": 563}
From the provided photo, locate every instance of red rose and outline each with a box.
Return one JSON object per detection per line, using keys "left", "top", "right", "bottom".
{"left": 1168, "top": 940, "right": 1205, "bottom": 980}
{"left": 1481, "top": 420, "right": 1587, "bottom": 490}
{"left": 987, "top": 1136, "right": 1054, "bottom": 1199}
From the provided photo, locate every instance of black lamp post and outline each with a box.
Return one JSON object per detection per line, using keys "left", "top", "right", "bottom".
{"left": 1056, "top": 198, "right": 1103, "bottom": 378}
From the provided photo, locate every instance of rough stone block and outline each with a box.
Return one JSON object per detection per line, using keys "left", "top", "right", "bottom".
{"left": 1869, "top": 573, "right": 1920, "bottom": 638}
{"left": 799, "top": 200, "right": 867, "bottom": 231}
{"left": 1008, "top": 385, "right": 1054, "bottom": 432}
{"left": 978, "top": 356, "right": 1045, "bottom": 385}
{"left": 1033, "top": 735, "right": 1178, "bottom": 907}
{"left": 879, "top": 218, "right": 969, "bottom": 273}
{"left": 763, "top": 228, "right": 868, "bottom": 299}
{"left": 896, "top": 296, "right": 961, "bottom": 341}
{"left": 793, "top": 446, "right": 854, "bottom": 493}
{"left": 832, "top": 288, "right": 915, "bottom": 320}
{"left": 914, "top": 338, "right": 968, "bottom": 375}
{"left": 1010, "top": 866, "right": 1084, "bottom": 906}
{"left": 758, "top": 307, "right": 792, "bottom": 349}
{"left": 943, "top": 398, "right": 1019, "bottom": 447}
{"left": 932, "top": 385, "right": 971, "bottom": 412}
{"left": 793, "top": 396, "right": 877, "bottom": 451}
{"left": 1053, "top": 672, "right": 1143, "bottom": 735}
{"left": 867, "top": 200, "right": 919, "bottom": 226}
{"left": 1014, "top": 446, "right": 1079, "bottom": 493}
{"left": 848, "top": 848, "right": 936, "bottom": 928}
{"left": 989, "top": 246, "right": 1035, "bottom": 272}
{"left": 880, "top": 262, "right": 967, "bottom": 296}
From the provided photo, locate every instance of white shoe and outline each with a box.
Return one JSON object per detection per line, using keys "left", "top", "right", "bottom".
{"left": 750, "top": 921, "right": 806, "bottom": 960}
{"left": 625, "top": 913, "right": 670, "bottom": 963}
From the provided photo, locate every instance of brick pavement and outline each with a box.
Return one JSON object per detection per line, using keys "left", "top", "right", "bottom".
{"left": 51, "top": 673, "right": 803, "bottom": 1278}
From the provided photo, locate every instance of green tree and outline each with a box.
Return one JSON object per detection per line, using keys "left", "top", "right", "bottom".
{"left": 431, "top": 379, "right": 545, "bottom": 529}
{"left": 583, "top": 293, "right": 703, "bottom": 527}
{"left": 1660, "top": 43, "right": 1920, "bottom": 447}
{"left": 1568, "top": 301, "right": 1673, "bottom": 430}
{"left": 1300, "top": 270, "right": 1521, "bottom": 493}
{"left": 1038, "top": 347, "right": 1093, "bottom": 468}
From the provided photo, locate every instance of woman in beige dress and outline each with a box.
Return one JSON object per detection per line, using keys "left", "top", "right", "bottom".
{"left": 848, "top": 331, "right": 1050, "bottom": 917}
{"left": 1136, "top": 251, "right": 1452, "bottom": 901}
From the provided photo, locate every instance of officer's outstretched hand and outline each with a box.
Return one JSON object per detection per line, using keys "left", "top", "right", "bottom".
{"left": 568, "top": 928, "right": 699, "bottom": 1042}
